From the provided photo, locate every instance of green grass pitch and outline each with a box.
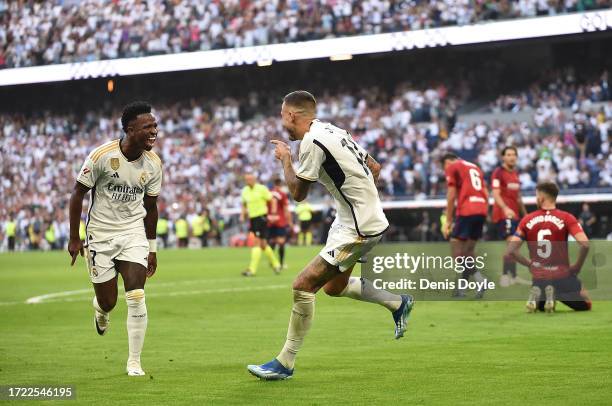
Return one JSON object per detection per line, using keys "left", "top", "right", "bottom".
{"left": 1, "top": 247, "right": 611, "bottom": 405}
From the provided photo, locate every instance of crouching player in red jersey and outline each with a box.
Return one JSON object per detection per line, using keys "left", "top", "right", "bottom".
{"left": 442, "top": 153, "right": 489, "bottom": 298}
{"left": 506, "top": 182, "right": 592, "bottom": 313}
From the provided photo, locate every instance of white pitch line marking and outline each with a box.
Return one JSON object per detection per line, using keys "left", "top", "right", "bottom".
{"left": 17, "top": 281, "right": 288, "bottom": 306}
{"left": 25, "top": 288, "right": 92, "bottom": 304}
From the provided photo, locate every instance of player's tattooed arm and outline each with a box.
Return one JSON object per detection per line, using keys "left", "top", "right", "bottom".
{"left": 272, "top": 140, "right": 311, "bottom": 202}
{"left": 505, "top": 235, "right": 531, "bottom": 267}
{"left": 143, "top": 194, "right": 158, "bottom": 277}
{"left": 68, "top": 182, "right": 90, "bottom": 265}
{"left": 366, "top": 155, "right": 381, "bottom": 183}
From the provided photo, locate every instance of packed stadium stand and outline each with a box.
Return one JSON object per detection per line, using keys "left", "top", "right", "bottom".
{"left": 1, "top": 5, "right": 611, "bottom": 248}
{"left": 2, "top": 75, "right": 610, "bottom": 246}
{"left": 0, "top": 0, "right": 609, "bottom": 68}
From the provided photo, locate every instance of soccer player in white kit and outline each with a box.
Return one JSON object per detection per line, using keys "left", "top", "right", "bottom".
{"left": 248, "top": 91, "right": 414, "bottom": 380}
{"left": 68, "top": 101, "right": 162, "bottom": 377}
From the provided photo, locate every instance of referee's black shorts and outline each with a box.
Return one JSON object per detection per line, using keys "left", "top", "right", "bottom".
{"left": 249, "top": 216, "right": 269, "bottom": 239}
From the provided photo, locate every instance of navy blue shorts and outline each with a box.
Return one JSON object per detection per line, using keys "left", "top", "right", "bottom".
{"left": 496, "top": 219, "right": 519, "bottom": 240}
{"left": 268, "top": 226, "right": 288, "bottom": 239}
{"left": 451, "top": 215, "right": 486, "bottom": 241}
{"left": 533, "top": 276, "right": 585, "bottom": 302}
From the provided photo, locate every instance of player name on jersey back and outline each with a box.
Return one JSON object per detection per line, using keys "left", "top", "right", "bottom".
{"left": 523, "top": 213, "right": 566, "bottom": 230}
{"left": 77, "top": 140, "right": 163, "bottom": 241}
{"left": 296, "top": 120, "right": 388, "bottom": 237}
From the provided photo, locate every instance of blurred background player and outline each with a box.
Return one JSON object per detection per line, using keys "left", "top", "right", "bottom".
{"left": 248, "top": 91, "right": 413, "bottom": 380}
{"left": 4, "top": 213, "right": 16, "bottom": 251}
{"left": 240, "top": 173, "right": 281, "bottom": 276}
{"left": 491, "top": 146, "right": 528, "bottom": 287}
{"left": 442, "top": 153, "right": 489, "bottom": 298}
{"left": 156, "top": 212, "right": 169, "bottom": 248}
{"left": 192, "top": 209, "right": 212, "bottom": 248}
{"left": 507, "top": 182, "right": 591, "bottom": 313}
{"left": 268, "top": 178, "right": 291, "bottom": 269}
{"left": 174, "top": 214, "right": 189, "bottom": 248}
{"left": 579, "top": 203, "right": 597, "bottom": 237}
{"left": 295, "top": 201, "right": 313, "bottom": 246}
{"left": 68, "top": 101, "right": 162, "bottom": 376}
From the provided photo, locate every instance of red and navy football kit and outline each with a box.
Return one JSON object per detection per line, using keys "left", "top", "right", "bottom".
{"left": 268, "top": 187, "right": 290, "bottom": 238}
{"left": 445, "top": 160, "right": 488, "bottom": 240}
{"left": 491, "top": 166, "right": 521, "bottom": 239}
{"left": 515, "top": 209, "right": 591, "bottom": 310}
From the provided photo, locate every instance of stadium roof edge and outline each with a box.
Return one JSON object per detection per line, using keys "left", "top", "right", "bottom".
{"left": 0, "top": 9, "right": 610, "bottom": 87}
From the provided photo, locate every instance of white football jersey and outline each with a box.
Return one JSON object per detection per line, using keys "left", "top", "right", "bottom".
{"left": 296, "top": 120, "right": 388, "bottom": 237}
{"left": 77, "top": 139, "right": 163, "bottom": 242}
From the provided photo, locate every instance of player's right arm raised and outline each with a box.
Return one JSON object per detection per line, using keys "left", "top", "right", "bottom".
{"left": 271, "top": 140, "right": 312, "bottom": 202}
{"left": 68, "top": 182, "right": 90, "bottom": 265}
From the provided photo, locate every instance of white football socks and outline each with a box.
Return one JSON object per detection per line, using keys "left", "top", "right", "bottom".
{"left": 277, "top": 290, "right": 315, "bottom": 370}
{"left": 339, "top": 277, "right": 402, "bottom": 311}
{"left": 125, "top": 289, "right": 147, "bottom": 363}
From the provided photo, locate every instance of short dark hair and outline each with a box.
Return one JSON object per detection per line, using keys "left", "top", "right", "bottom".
{"left": 501, "top": 146, "right": 518, "bottom": 156}
{"left": 274, "top": 178, "right": 282, "bottom": 186}
{"left": 283, "top": 90, "right": 316, "bottom": 112}
{"left": 440, "top": 152, "right": 458, "bottom": 164}
{"left": 121, "top": 101, "right": 152, "bottom": 132}
{"left": 536, "top": 182, "right": 559, "bottom": 200}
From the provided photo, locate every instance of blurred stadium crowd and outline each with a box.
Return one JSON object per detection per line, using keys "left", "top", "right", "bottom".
{"left": 1, "top": 0, "right": 609, "bottom": 68}
{"left": 1, "top": 67, "right": 611, "bottom": 249}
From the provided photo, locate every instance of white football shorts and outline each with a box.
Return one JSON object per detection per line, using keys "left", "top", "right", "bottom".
{"left": 84, "top": 232, "right": 149, "bottom": 284}
{"left": 319, "top": 223, "right": 383, "bottom": 272}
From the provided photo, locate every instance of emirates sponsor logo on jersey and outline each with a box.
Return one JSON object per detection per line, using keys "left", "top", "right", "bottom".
{"left": 525, "top": 214, "right": 565, "bottom": 230}
{"left": 107, "top": 183, "right": 144, "bottom": 202}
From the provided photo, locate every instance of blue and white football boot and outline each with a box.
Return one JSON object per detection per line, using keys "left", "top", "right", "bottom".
{"left": 247, "top": 359, "right": 293, "bottom": 380}
{"left": 393, "top": 294, "right": 414, "bottom": 339}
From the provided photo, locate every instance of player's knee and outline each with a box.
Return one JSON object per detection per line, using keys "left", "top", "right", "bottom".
{"left": 292, "top": 277, "right": 316, "bottom": 293}
{"left": 292, "top": 278, "right": 307, "bottom": 291}
{"left": 323, "top": 282, "right": 344, "bottom": 297}
{"left": 98, "top": 297, "right": 117, "bottom": 312}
